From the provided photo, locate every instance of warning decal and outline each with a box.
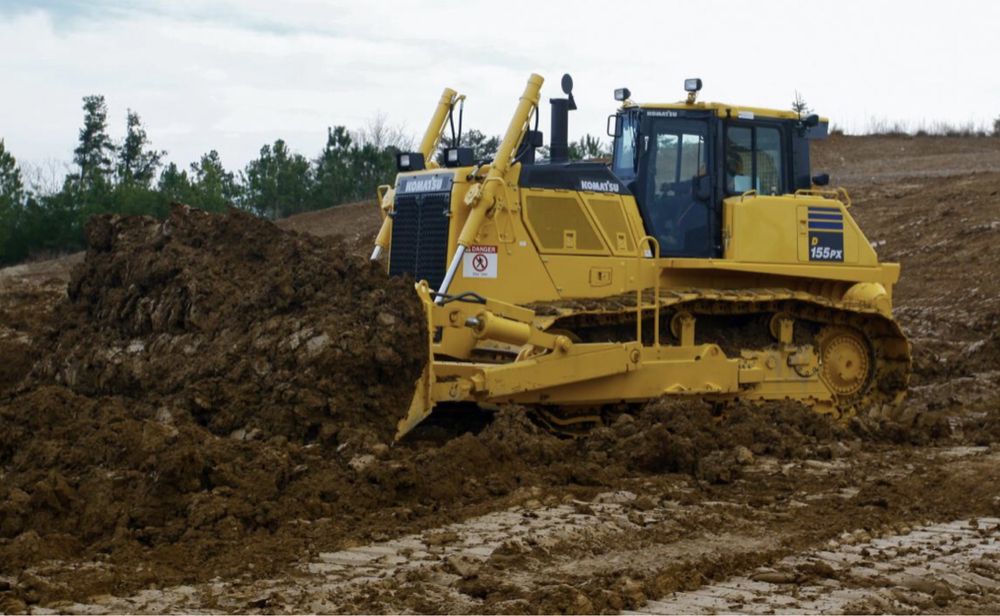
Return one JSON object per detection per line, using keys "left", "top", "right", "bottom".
{"left": 462, "top": 245, "right": 498, "bottom": 279}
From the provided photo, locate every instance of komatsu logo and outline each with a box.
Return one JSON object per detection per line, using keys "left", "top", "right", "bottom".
{"left": 579, "top": 179, "right": 620, "bottom": 193}
{"left": 398, "top": 173, "right": 453, "bottom": 194}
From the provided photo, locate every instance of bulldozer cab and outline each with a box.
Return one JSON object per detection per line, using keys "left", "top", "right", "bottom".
{"left": 611, "top": 102, "right": 827, "bottom": 259}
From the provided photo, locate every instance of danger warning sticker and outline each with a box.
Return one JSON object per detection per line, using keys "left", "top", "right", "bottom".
{"left": 462, "top": 245, "right": 497, "bottom": 279}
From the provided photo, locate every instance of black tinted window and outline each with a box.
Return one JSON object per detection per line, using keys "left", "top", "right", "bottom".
{"left": 726, "top": 125, "right": 784, "bottom": 195}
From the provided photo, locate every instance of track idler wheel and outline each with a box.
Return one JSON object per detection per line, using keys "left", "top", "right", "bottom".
{"left": 816, "top": 326, "right": 873, "bottom": 401}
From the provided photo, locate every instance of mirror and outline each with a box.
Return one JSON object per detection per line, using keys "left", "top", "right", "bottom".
{"left": 606, "top": 115, "right": 619, "bottom": 137}
{"left": 561, "top": 73, "right": 573, "bottom": 95}
{"left": 803, "top": 114, "right": 819, "bottom": 127}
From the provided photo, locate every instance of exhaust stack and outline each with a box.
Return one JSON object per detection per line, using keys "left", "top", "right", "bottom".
{"left": 548, "top": 73, "right": 576, "bottom": 164}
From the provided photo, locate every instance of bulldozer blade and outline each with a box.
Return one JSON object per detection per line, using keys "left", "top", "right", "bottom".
{"left": 395, "top": 365, "right": 434, "bottom": 441}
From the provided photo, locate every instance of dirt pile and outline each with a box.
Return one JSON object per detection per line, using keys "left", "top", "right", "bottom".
{"left": 0, "top": 206, "right": 428, "bottom": 589}
{"left": 30, "top": 205, "right": 426, "bottom": 443}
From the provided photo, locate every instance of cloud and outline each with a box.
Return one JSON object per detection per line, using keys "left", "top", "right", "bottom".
{"left": 1, "top": 0, "right": 999, "bottom": 175}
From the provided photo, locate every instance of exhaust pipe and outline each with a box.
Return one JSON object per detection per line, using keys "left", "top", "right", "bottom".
{"left": 548, "top": 73, "right": 576, "bottom": 164}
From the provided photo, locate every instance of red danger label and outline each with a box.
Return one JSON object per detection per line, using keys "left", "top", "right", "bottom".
{"left": 467, "top": 245, "right": 497, "bottom": 254}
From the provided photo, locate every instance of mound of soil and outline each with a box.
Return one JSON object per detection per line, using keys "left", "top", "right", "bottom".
{"left": 0, "top": 206, "right": 428, "bottom": 586}
{"left": 33, "top": 205, "right": 426, "bottom": 443}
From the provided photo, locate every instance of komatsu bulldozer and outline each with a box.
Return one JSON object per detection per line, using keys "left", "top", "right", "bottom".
{"left": 371, "top": 73, "right": 911, "bottom": 439}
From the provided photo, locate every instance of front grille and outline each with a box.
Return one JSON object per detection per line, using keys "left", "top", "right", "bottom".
{"left": 388, "top": 190, "right": 451, "bottom": 289}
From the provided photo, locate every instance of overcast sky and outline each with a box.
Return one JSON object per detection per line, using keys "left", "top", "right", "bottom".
{"left": 2, "top": 0, "right": 999, "bottom": 176}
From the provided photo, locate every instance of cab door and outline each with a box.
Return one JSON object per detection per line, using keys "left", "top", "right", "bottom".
{"left": 636, "top": 114, "right": 715, "bottom": 257}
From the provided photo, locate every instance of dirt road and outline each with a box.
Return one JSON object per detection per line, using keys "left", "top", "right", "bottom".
{"left": 1, "top": 135, "right": 999, "bottom": 614}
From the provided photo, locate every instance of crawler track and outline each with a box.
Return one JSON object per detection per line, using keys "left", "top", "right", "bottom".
{"left": 536, "top": 288, "right": 912, "bottom": 419}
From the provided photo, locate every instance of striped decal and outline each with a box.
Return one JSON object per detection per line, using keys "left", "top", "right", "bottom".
{"left": 807, "top": 206, "right": 844, "bottom": 231}
{"left": 808, "top": 220, "right": 844, "bottom": 230}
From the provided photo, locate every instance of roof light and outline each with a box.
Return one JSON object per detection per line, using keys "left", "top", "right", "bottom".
{"left": 684, "top": 78, "right": 702, "bottom": 93}
{"left": 396, "top": 152, "right": 425, "bottom": 172}
{"left": 443, "top": 147, "right": 473, "bottom": 168}
{"left": 614, "top": 87, "right": 631, "bottom": 102}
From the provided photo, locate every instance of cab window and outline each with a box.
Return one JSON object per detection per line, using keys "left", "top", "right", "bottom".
{"left": 726, "top": 124, "right": 784, "bottom": 195}
{"left": 612, "top": 114, "right": 637, "bottom": 178}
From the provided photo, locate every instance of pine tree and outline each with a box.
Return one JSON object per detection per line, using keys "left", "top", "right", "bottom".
{"left": 157, "top": 162, "right": 194, "bottom": 203}
{"left": 0, "top": 139, "right": 26, "bottom": 261}
{"left": 189, "top": 151, "right": 239, "bottom": 212}
{"left": 73, "top": 95, "right": 116, "bottom": 191}
{"left": 0, "top": 140, "right": 24, "bottom": 204}
{"left": 243, "top": 139, "right": 313, "bottom": 219}
{"left": 312, "top": 126, "right": 356, "bottom": 209}
{"left": 118, "top": 110, "right": 164, "bottom": 187}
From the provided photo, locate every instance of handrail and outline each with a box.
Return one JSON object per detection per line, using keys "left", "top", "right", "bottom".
{"left": 635, "top": 235, "right": 661, "bottom": 347}
{"left": 794, "top": 187, "right": 852, "bottom": 208}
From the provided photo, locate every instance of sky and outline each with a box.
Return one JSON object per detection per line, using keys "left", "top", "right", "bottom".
{"left": 2, "top": 0, "right": 999, "bottom": 177}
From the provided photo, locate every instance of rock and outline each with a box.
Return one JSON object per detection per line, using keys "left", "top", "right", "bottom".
{"left": 631, "top": 495, "right": 656, "bottom": 511}
{"left": 0, "top": 596, "right": 27, "bottom": 614}
{"left": 445, "top": 555, "right": 481, "bottom": 578}
{"left": 830, "top": 441, "right": 851, "bottom": 458}
{"left": 751, "top": 570, "right": 799, "bottom": 584}
{"left": 304, "top": 333, "right": 331, "bottom": 357}
{"left": 620, "top": 577, "right": 646, "bottom": 607}
{"left": 627, "top": 510, "right": 646, "bottom": 526}
{"left": 796, "top": 560, "right": 837, "bottom": 579}
{"left": 572, "top": 501, "right": 595, "bottom": 515}
{"left": 348, "top": 454, "right": 376, "bottom": 472}
{"left": 932, "top": 581, "right": 955, "bottom": 607}
{"left": 734, "top": 445, "right": 754, "bottom": 465}
{"left": 423, "top": 531, "right": 459, "bottom": 546}
{"left": 377, "top": 312, "right": 397, "bottom": 327}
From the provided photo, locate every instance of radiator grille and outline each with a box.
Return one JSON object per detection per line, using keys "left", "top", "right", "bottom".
{"left": 388, "top": 191, "right": 451, "bottom": 289}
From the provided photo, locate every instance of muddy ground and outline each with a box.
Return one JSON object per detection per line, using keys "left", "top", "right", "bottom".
{"left": 0, "top": 135, "right": 999, "bottom": 614}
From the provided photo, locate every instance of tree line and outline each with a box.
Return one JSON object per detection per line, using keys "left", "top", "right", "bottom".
{"left": 0, "top": 95, "right": 610, "bottom": 265}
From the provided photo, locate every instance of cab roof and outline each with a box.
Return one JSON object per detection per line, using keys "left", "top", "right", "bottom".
{"left": 625, "top": 100, "right": 826, "bottom": 122}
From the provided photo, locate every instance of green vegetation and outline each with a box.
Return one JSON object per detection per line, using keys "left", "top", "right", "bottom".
{"left": 0, "top": 95, "right": 408, "bottom": 265}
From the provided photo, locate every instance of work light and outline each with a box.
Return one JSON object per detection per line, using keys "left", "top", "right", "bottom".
{"left": 443, "top": 147, "right": 473, "bottom": 168}
{"left": 396, "top": 152, "right": 425, "bottom": 172}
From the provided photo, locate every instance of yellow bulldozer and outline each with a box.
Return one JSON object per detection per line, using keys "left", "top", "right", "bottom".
{"left": 370, "top": 74, "right": 911, "bottom": 439}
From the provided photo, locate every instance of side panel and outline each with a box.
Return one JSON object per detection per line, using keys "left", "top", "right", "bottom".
{"left": 446, "top": 181, "right": 564, "bottom": 304}
{"left": 722, "top": 195, "right": 800, "bottom": 262}
{"left": 722, "top": 195, "right": 880, "bottom": 267}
